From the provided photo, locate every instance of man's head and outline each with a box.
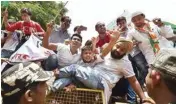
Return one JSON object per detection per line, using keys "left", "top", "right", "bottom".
{"left": 131, "top": 11, "right": 146, "bottom": 28}
{"left": 1, "top": 62, "right": 53, "bottom": 104}
{"left": 152, "top": 18, "right": 164, "bottom": 27}
{"left": 60, "top": 16, "right": 71, "bottom": 30}
{"left": 81, "top": 45, "right": 94, "bottom": 63}
{"left": 116, "top": 16, "right": 127, "bottom": 31}
{"left": 20, "top": 8, "right": 32, "bottom": 22}
{"left": 111, "top": 38, "right": 133, "bottom": 59}
{"left": 146, "top": 49, "right": 176, "bottom": 100}
{"left": 95, "top": 22, "right": 106, "bottom": 35}
{"left": 70, "top": 33, "right": 82, "bottom": 50}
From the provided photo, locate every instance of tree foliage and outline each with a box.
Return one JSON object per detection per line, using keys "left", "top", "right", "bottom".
{"left": 1, "top": 1, "right": 68, "bottom": 30}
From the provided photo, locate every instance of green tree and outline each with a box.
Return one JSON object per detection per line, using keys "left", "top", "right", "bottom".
{"left": 1, "top": 1, "right": 68, "bottom": 30}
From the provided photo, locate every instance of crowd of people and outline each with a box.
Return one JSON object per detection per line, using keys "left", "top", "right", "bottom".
{"left": 1, "top": 7, "right": 176, "bottom": 104}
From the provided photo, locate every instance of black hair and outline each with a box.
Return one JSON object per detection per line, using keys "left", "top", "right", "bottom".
{"left": 74, "top": 26, "right": 79, "bottom": 32}
{"left": 85, "top": 40, "right": 93, "bottom": 46}
{"left": 81, "top": 45, "right": 93, "bottom": 53}
{"left": 20, "top": 8, "right": 32, "bottom": 16}
{"left": 42, "top": 54, "right": 59, "bottom": 71}
{"left": 71, "top": 33, "right": 82, "bottom": 42}
{"left": 116, "top": 16, "right": 126, "bottom": 24}
{"left": 111, "top": 49, "right": 126, "bottom": 59}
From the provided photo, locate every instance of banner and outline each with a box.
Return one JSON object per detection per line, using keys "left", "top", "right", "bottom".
{"left": 9, "top": 35, "right": 55, "bottom": 62}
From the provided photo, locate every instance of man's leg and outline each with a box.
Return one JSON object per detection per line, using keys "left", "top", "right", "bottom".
{"left": 58, "top": 64, "right": 103, "bottom": 89}
{"left": 52, "top": 78, "right": 73, "bottom": 92}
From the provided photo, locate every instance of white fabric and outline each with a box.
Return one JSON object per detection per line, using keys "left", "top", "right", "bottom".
{"left": 150, "top": 23, "right": 173, "bottom": 48}
{"left": 1, "top": 62, "right": 8, "bottom": 72}
{"left": 127, "top": 22, "right": 165, "bottom": 64}
{"left": 94, "top": 54, "right": 135, "bottom": 103}
{"left": 1, "top": 32, "right": 19, "bottom": 51}
{"left": 95, "top": 54, "right": 135, "bottom": 89}
{"left": 127, "top": 23, "right": 174, "bottom": 64}
{"left": 160, "top": 25, "right": 175, "bottom": 38}
{"left": 158, "top": 25, "right": 175, "bottom": 47}
{"left": 56, "top": 44, "right": 81, "bottom": 67}
{"left": 2, "top": 36, "right": 19, "bottom": 51}
{"left": 101, "top": 79, "right": 112, "bottom": 104}
{"left": 9, "top": 35, "right": 55, "bottom": 62}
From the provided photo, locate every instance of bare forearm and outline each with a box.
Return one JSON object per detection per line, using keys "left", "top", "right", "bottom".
{"left": 4, "top": 17, "right": 9, "bottom": 29}
{"left": 166, "top": 36, "right": 176, "bottom": 41}
{"left": 101, "top": 32, "right": 120, "bottom": 57}
{"left": 128, "top": 77, "right": 146, "bottom": 100}
{"left": 42, "top": 31, "right": 50, "bottom": 49}
{"left": 101, "top": 40, "right": 116, "bottom": 57}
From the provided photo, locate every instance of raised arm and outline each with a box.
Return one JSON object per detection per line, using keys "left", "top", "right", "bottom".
{"left": 42, "top": 22, "right": 57, "bottom": 51}
{"left": 101, "top": 31, "right": 120, "bottom": 58}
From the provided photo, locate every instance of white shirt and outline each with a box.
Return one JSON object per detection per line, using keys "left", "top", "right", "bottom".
{"left": 127, "top": 23, "right": 161, "bottom": 64}
{"left": 158, "top": 25, "right": 175, "bottom": 47}
{"left": 2, "top": 32, "right": 19, "bottom": 51}
{"left": 57, "top": 43, "right": 81, "bottom": 67}
{"left": 94, "top": 54, "right": 135, "bottom": 89}
{"left": 160, "top": 25, "right": 175, "bottom": 38}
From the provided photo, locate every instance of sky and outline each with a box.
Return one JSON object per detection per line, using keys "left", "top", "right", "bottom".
{"left": 58, "top": 0, "right": 176, "bottom": 43}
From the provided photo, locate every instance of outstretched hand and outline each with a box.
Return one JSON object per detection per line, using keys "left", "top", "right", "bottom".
{"left": 110, "top": 30, "right": 120, "bottom": 41}
{"left": 46, "top": 21, "right": 54, "bottom": 34}
{"left": 2, "top": 10, "right": 8, "bottom": 23}
{"left": 64, "top": 84, "right": 76, "bottom": 92}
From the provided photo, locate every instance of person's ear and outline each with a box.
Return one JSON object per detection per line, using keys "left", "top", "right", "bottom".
{"left": 151, "top": 70, "right": 161, "bottom": 86}
{"left": 24, "top": 90, "right": 34, "bottom": 102}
